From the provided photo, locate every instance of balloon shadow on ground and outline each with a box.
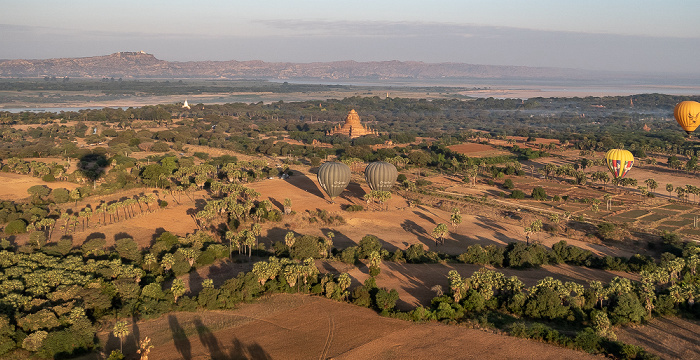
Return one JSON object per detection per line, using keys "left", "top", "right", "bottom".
{"left": 285, "top": 174, "right": 325, "bottom": 199}
{"left": 77, "top": 153, "right": 108, "bottom": 185}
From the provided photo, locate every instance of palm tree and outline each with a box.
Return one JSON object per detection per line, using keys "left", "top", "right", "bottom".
{"left": 524, "top": 219, "right": 543, "bottom": 245}
{"left": 284, "top": 232, "right": 296, "bottom": 248}
{"left": 171, "top": 279, "right": 186, "bottom": 303}
{"left": 113, "top": 320, "right": 130, "bottom": 353}
{"left": 644, "top": 178, "right": 658, "bottom": 196}
{"left": 283, "top": 198, "right": 292, "bottom": 214}
{"left": 603, "top": 194, "right": 613, "bottom": 211}
{"left": 431, "top": 223, "right": 449, "bottom": 246}
{"left": 324, "top": 232, "right": 335, "bottom": 258}
{"left": 450, "top": 208, "right": 463, "bottom": 230}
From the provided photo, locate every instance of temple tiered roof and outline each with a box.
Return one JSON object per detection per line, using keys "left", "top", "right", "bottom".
{"left": 327, "top": 110, "right": 378, "bottom": 138}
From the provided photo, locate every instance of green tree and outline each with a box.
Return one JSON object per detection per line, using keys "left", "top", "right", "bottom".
{"left": 115, "top": 238, "right": 142, "bottom": 264}
{"left": 374, "top": 288, "right": 399, "bottom": 313}
{"left": 609, "top": 293, "right": 646, "bottom": 325}
{"left": 52, "top": 188, "right": 70, "bottom": 203}
{"left": 27, "top": 185, "right": 51, "bottom": 200}
{"left": 290, "top": 235, "right": 324, "bottom": 260}
{"left": 503, "top": 178, "right": 514, "bottom": 189}
{"left": 531, "top": 186, "right": 547, "bottom": 200}
{"left": 358, "top": 235, "right": 381, "bottom": 258}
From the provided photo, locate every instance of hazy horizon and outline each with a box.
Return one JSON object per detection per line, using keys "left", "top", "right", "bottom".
{"left": 3, "top": 1, "right": 700, "bottom": 75}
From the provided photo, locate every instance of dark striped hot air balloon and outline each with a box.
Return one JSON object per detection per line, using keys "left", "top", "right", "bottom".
{"left": 364, "top": 161, "right": 398, "bottom": 192}
{"left": 605, "top": 149, "right": 634, "bottom": 180}
{"left": 317, "top": 162, "right": 351, "bottom": 201}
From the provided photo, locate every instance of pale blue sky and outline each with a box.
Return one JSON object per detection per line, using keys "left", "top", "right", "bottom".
{"left": 2, "top": 1, "right": 700, "bottom": 74}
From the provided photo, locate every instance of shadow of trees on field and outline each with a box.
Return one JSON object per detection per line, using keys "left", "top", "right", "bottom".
{"left": 412, "top": 210, "right": 437, "bottom": 225}
{"left": 268, "top": 197, "right": 283, "bottom": 212}
{"left": 85, "top": 232, "right": 105, "bottom": 242}
{"left": 114, "top": 232, "right": 133, "bottom": 241}
{"left": 169, "top": 315, "right": 192, "bottom": 360}
{"left": 194, "top": 317, "right": 225, "bottom": 359}
{"left": 229, "top": 339, "right": 273, "bottom": 359}
{"left": 164, "top": 315, "right": 272, "bottom": 360}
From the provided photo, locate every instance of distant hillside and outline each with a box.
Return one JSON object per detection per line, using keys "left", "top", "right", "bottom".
{"left": 0, "top": 51, "right": 601, "bottom": 80}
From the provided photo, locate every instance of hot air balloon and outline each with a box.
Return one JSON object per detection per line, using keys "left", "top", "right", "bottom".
{"left": 605, "top": 149, "right": 634, "bottom": 180}
{"left": 317, "top": 162, "right": 351, "bottom": 201}
{"left": 674, "top": 101, "right": 700, "bottom": 134}
{"left": 365, "top": 161, "right": 398, "bottom": 192}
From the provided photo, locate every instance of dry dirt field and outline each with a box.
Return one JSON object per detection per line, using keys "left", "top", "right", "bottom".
{"left": 616, "top": 316, "right": 700, "bottom": 360}
{"left": 0, "top": 172, "right": 79, "bottom": 201}
{"left": 6, "top": 150, "right": 699, "bottom": 358}
{"left": 86, "top": 293, "right": 597, "bottom": 360}
{"left": 447, "top": 143, "right": 510, "bottom": 157}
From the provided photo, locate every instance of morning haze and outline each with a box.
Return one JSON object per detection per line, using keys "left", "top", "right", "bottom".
{"left": 2, "top": 1, "right": 700, "bottom": 74}
{"left": 0, "top": 2, "right": 699, "bottom": 360}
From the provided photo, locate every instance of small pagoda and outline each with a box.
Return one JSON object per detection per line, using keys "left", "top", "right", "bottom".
{"left": 326, "top": 109, "right": 378, "bottom": 139}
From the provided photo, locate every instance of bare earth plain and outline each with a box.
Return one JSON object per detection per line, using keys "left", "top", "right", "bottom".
{"left": 86, "top": 293, "right": 598, "bottom": 360}
{"left": 3, "top": 147, "right": 700, "bottom": 358}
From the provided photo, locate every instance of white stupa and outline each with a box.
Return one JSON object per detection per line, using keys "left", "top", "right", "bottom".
{"left": 182, "top": 100, "right": 191, "bottom": 109}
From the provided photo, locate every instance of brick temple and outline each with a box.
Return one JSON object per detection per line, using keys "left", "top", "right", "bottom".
{"left": 326, "top": 109, "right": 378, "bottom": 138}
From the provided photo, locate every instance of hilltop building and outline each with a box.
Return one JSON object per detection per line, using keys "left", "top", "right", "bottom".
{"left": 326, "top": 109, "right": 378, "bottom": 138}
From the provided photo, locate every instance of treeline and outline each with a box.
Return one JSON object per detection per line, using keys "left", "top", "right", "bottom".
{"left": 1, "top": 229, "right": 681, "bottom": 359}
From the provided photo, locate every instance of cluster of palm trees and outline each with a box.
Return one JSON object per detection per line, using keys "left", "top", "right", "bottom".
{"left": 448, "top": 257, "right": 699, "bottom": 322}
{"left": 669, "top": 184, "right": 700, "bottom": 204}
{"left": 540, "top": 163, "right": 589, "bottom": 185}
{"left": 251, "top": 257, "right": 321, "bottom": 291}
{"left": 54, "top": 193, "right": 158, "bottom": 236}
{"left": 2, "top": 157, "right": 67, "bottom": 180}
{"left": 363, "top": 190, "right": 392, "bottom": 210}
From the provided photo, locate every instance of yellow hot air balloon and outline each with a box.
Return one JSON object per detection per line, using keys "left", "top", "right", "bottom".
{"left": 674, "top": 101, "right": 700, "bottom": 134}
{"left": 605, "top": 149, "right": 634, "bottom": 180}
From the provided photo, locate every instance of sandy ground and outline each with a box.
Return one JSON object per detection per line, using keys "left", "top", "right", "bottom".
{"left": 3, "top": 159, "right": 694, "bottom": 358}
{"left": 0, "top": 172, "right": 80, "bottom": 201}
{"left": 87, "top": 293, "right": 597, "bottom": 360}
{"left": 616, "top": 316, "right": 700, "bottom": 360}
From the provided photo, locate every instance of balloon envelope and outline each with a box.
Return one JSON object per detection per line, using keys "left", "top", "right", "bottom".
{"left": 605, "top": 149, "right": 634, "bottom": 180}
{"left": 317, "top": 162, "right": 351, "bottom": 199}
{"left": 365, "top": 161, "right": 398, "bottom": 192}
{"left": 673, "top": 101, "right": 700, "bottom": 134}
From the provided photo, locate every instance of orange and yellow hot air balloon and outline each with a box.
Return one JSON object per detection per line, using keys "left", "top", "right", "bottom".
{"left": 673, "top": 101, "right": 700, "bottom": 134}
{"left": 605, "top": 149, "right": 634, "bottom": 180}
